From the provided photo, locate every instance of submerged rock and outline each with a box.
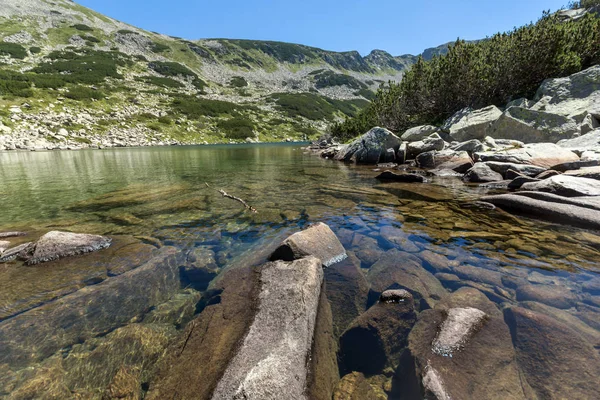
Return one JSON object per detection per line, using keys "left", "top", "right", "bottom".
{"left": 504, "top": 306, "right": 600, "bottom": 399}
{"left": 409, "top": 288, "right": 529, "bottom": 400}
{"left": 339, "top": 290, "right": 416, "bottom": 375}
{"left": 270, "top": 222, "right": 346, "bottom": 267}
{"left": 211, "top": 257, "right": 323, "bottom": 399}
{"left": 26, "top": 231, "right": 112, "bottom": 265}
{"left": 333, "top": 372, "right": 384, "bottom": 400}
{"left": 516, "top": 284, "right": 579, "bottom": 309}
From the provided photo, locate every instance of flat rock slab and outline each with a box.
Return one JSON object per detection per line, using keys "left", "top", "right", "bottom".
{"left": 0, "top": 232, "right": 26, "bottom": 239}
{"left": 212, "top": 256, "right": 323, "bottom": 400}
{"left": 483, "top": 193, "right": 600, "bottom": 229}
{"left": 432, "top": 307, "right": 487, "bottom": 356}
{"left": 520, "top": 174, "right": 600, "bottom": 196}
{"left": 270, "top": 222, "right": 346, "bottom": 267}
{"left": 26, "top": 231, "right": 112, "bottom": 265}
{"left": 0, "top": 246, "right": 184, "bottom": 368}
{"left": 476, "top": 143, "right": 579, "bottom": 168}
{"left": 375, "top": 171, "right": 426, "bottom": 183}
{"left": 564, "top": 165, "right": 600, "bottom": 180}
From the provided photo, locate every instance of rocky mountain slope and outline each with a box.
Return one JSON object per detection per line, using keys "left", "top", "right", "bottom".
{"left": 0, "top": 0, "right": 443, "bottom": 149}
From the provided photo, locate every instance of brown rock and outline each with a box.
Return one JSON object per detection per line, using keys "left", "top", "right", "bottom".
{"left": 333, "top": 372, "right": 384, "bottom": 400}
{"left": 270, "top": 222, "right": 346, "bottom": 267}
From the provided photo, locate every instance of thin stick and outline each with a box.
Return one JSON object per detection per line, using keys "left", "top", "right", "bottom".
{"left": 205, "top": 183, "right": 258, "bottom": 213}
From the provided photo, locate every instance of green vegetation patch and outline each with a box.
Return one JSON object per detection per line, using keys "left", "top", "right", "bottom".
{"left": 34, "top": 49, "right": 132, "bottom": 84}
{"left": 313, "top": 70, "right": 367, "bottom": 90}
{"left": 172, "top": 95, "right": 256, "bottom": 119}
{"left": 229, "top": 76, "right": 248, "bottom": 88}
{"left": 71, "top": 24, "right": 94, "bottom": 32}
{"left": 229, "top": 39, "right": 317, "bottom": 64}
{"left": 0, "top": 42, "right": 27, "bottom": 59}
{"left": 269, "top": 92, "right": 368, "bottom": 121}
{"left": 64, "top": 86, "right": 104, "bottom": 100}
{"left": 148, "top": 61, "right": 206, "bottom": 90}
{"left": 151, "top": 42, "right": 170, "bottom": 53}
{"left": 83, "top": 35, "right": 101, "bottom": 43}
{"left": 29, "top": 46, "right": 42, "bottom": 55}
{"left": 117, "top": 29, "right": 136, "bottom": 35}
{"left": 136, "top": 75, "right": 184, "bottom": 89}
{"left": 217, "top": 117, "right": 255, "bottom": 139}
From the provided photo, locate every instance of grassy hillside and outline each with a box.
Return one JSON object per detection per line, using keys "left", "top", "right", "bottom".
{"left": 0, "top": 0, "right": 414, "bottom": 146}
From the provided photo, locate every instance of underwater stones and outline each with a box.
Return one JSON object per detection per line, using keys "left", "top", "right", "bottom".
{"left": 26, "top": 231, "right": 112, "bottom": 265}
{"left": 431, "top": 307, "right": 487, "bottom": 356}
{"left": 269, "top": 222, "right": 346, "bottom": 267}
{"left": 333, "top": 372, "right": 383, "bottom": 400}
{"left": 379, "top": 225, "right": 420, "bottom": 253}
{"left": 452, "top": 264, "right": 503, "bottom": 287}
{"left": 374, "top": 171, "right": 426, "bottom": 183}
{"left": 325, "top": 254, "right": 370, "bottom": 338}
{"left": 147, "top": 266, "right": 258, "bottom": 400}
{"left": 211, "top": 257, "right": 323, "bottom": 400}
{"left": 180, "top": 246, "right": 219, "bottom": 291}
{"left": 367, "top": 248, "right": 446, "bottom": 310}
{"left": 417, "top": 250, "right": 451, "bottom": 273}
{"left": 339, "top": 290, "right": 416, "bottom": 375}
{"left": 0, "top": 246, "right": 184, "bottom": 368}
{"left": 351, "top": 234, "right": 384, "bottom": 268}
{"left": 409, "top": 288, "right": 528, "bottom": 400}
{"left": 516, "top": 284, "right": 578, "bottom": 309}
{"left": 422, "top": 364, "right": 451, "bottom": 400}
{"left": 463, "top": 162, "right": 503, "bottom": 183}
{"left": 504, "top": 306, "right": 600, "bottom": 399}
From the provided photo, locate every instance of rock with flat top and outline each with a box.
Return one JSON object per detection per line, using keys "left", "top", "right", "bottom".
{"left": 211, "top": 256, "right": 323, "bottom": 400}
{"left": 484, "top": 161, "right": 547, "bottom": 178}
{"left": 335, "top": 127, "right": 401, "bottom": 164}
{"left": 491, "top": 106, "right": 579, "bottom": 143}
{"left": 442, "top": 106, "right": 502, "bottom": 141}
{"left": 25, "top": 231, "right": 111, "bottom": 265}
{"left": 400, "top": 125, "right": 439, "bottom": 142}
{"left": 463, "top": 162, "right": 503, "bottom": 183}
{"left": 564, "top": 166, "right": 600, "bottom": 180}
{"left": 406, "top": 133, "right": 445, "bottom": 159}
{"left": 375, "top": 171, "right": 426, "bottom": 183}
{"left": 379, "top": 289, "right": 412, "bottom": 303}
{"left": 270, "top": 222, "right": 346, "bottom": 267}
{"left": 521, "top": 175, "right": 600, "bottom": 197}
{"left": 476, "top": 143, "right": 579, "bottom": 168}
{"left": 0, "top": 232, "right": 26, "bottom": 239}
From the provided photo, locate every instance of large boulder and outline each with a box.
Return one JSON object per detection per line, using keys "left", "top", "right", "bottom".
{"left": 442, "top": 106, "right": 502, "bottom": 141}
{"left": 211, "top": 257, "right": 323, "bottom": 399}
{"left": 409, "top": 288, "right": 530, "bottom": 400}
{"left": 463, "top": 162, "right": 503, "bottom": 183}
{"left": 335, "top": 127, "right": 402, "bottom": 164}
{"left": 406, "top": 133, "right": 445, "bottom": 159}
{"left": 270, "top": 222, "right": 346, "bottom": 267}
{"left": 339, "top": 290, "right": 416, "bottom": 375}
{"left": 533, "top": 64, "right": 600, "bottom": 119}
{"left": 475, "top": 143, "right": 579, "bottom": 168}
{"left": 491, "top": 106, "right": 579, "bottom": 143}
{"left": 24, "top": 231, "right": 112, "bottom": 265}
{"left": 520, "top": 174, "right": 600, "bottom": 196}
{"left": 504, "top": 306, "right": 600, "bottom": 399}
{"left": 400, "top": 125, "right": 439, "bottom": 142}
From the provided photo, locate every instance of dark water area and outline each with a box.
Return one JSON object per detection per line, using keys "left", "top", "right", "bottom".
{"left": 0, "top": 143, "right": 599, "bottom": 398}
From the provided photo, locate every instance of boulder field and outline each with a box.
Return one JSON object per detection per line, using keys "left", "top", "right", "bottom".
{"left": 308, "top": 64, "right": 600, "bottom": 229}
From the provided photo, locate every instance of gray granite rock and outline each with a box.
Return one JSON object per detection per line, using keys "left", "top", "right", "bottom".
{"left": 463, "top": 162, "right": 503, "bottom": 183}
{"left": 26, "top": 231, "right": 112, "bottom": 265}
{"left": 520, "top": 175, "right": 600, "bottom": 196}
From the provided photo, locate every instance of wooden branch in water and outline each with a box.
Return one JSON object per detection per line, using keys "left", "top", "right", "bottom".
{"left": 205, "top": 183, "right": 258, "bottom": 213}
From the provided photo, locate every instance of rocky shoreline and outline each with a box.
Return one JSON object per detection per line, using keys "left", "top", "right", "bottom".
{"left": 308, "top": 64, "right": 600, "bottom": 230}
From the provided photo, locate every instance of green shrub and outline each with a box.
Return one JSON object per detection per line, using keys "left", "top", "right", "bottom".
{"left": 117, "top": 29, "right": 136, "bottom": 35}
{"left": 34, "top": 49, "right": 131, "bottom": 84}
{"left": 172, "top": 95, "right": 255, "bottom": 119}
{"left": 148, "top": 61, "right": 206, "bottom": 91}
{"left": 158, "top": 115, "right": 173, "bottom": 124}
{"left": 355, "top": 88, "right": 376, "bottom": 100}
{"left": 229, "top": 76, "right": 248, "bottom": 88}
{"left": 151, "top": 42, "right": 170, "bottom": 53}
{"left": 217, "top": 117, "right": 254, "bottom": 139}
{"left": 83, "top": 35, "right": 101, "bottom": 43}
{"left": 313, "top": 70, "right": 367, "bottom": 90}
{"left": 334, "top": 10, "right": 600, "bottom": 139}
{"left": 136, "top": 75, "right": 184, "bottom": 88}
{"left": 0, "top": 42, "right": 27, "bottom": 59}
{"left": 269, "top": 93, "right": 368, "bottom": 121}
{"left": 29, "top": 46, "right": 42, "bottom": 55}
{"left": 147, "top": 122, "right": 162, "bottom": 131}
{"left": 64, "top": 86, "right": 104, "bottom": 100}
{"left": 72, "top": 24, "right": 93, "bottom": 32}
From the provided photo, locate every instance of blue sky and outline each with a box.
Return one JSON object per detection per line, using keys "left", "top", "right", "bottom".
{"left": 77, "top": 0, "right": 569, "bottom": 56}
